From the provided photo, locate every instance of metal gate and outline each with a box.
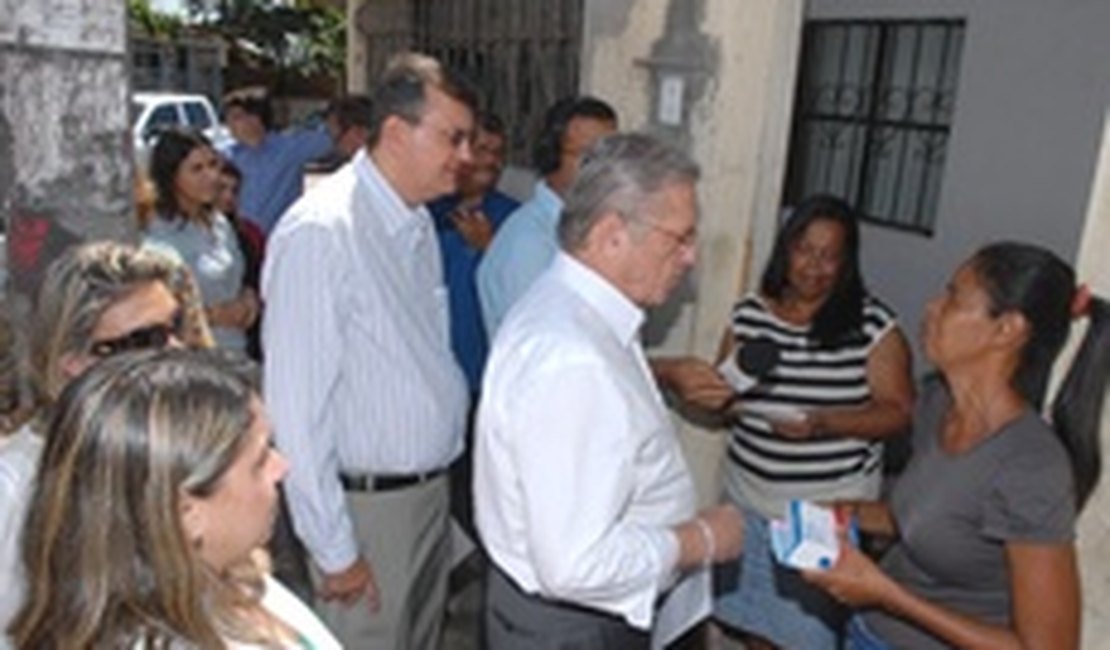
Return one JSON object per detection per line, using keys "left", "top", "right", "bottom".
{"left": 357, "top": 0, "right": 583, "bottom": 163}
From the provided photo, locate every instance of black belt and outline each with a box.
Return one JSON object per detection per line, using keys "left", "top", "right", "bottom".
{"left": 339, "top": 468, "right": 446, "bottom": 493}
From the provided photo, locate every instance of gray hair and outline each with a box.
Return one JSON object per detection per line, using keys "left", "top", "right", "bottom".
{"left": 557, "top": 132, "right": 700, "bottom": 251}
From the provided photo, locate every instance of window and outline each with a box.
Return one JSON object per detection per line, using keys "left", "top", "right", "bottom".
{"left": 359, "top": 0, "right": 582, "bottom": 164}
{"left": 783, "top": 19, "right": 965, "bottom": 234}
{"left": 142, "top": 104, "right": 182, "bottom": 140}
{"left": 183, "top": 101, "right": 213, "bottom": 129}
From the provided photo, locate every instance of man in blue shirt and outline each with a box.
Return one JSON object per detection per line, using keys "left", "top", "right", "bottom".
{"left": 220, "top": 88, "right": 335, "bottom": 234}
{"left": 428, "top": 112, "right": 519, "bottom": 395}
{"left": 428, "top": 113, "right": 518, "bottom": 541}
{"left": 476, "top": 96, "right": 617, "bottom": 335}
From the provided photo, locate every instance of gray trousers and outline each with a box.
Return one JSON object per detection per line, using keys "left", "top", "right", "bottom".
{"left": 314, "top": 475, "right": 450, "bottom": 650}
{"left": 485, "top": 564, "right": 649, "bottom": 650}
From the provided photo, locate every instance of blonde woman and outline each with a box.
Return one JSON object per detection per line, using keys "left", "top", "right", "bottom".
{"left": 10, "top": 348, "right": 340, "bottom": 648}
{"left": 0, "top": 241, "right": 209, "bottom": 644}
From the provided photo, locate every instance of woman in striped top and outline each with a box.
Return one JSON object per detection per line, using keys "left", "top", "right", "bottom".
{"left": 713, "top": 195, "right": 914, "bottom": 649}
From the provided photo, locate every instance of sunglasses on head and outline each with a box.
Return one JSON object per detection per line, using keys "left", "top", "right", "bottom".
{"left": 89, "top": 311, "right": 185, "bottom": 358}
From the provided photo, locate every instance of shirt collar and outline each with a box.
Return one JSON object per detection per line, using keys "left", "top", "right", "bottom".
{"left": 533, "top": 180, "right": 564, "bottom": 227}
{"left": 550, "top": 252, "right": 644, "bottom": 347}
{"left": 353, "top": 149, "right": 425, "bottom": 237}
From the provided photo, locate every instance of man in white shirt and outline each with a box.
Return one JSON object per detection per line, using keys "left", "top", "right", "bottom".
{"left": 474, "top": 133, "right": 745, "bottom": 649}
{"left": 262, "top": 53, "right": 474, "bottom": 649}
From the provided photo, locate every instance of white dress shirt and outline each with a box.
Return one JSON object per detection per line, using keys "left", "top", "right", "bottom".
{"left": 0, "top": 424, "right": 41, "bottom": 650}
{"left": 475, "top": 253, "right": 699, "bottom": 631}
{"left": 262, "top": 150, "right": 469, "bottom": 573}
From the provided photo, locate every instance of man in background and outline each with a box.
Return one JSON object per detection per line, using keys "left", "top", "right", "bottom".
{"left": 427, "top": 112, "right": 519, "bottom": 538}
{"left": 221, "top": 87, "right": 334, "bottom": 234}
{"left": 476, "top": 96, "right": 617, "bottom": 335}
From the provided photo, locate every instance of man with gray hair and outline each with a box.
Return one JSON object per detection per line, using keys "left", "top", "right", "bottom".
{"left": 474, "top": 132, "right": 744, "bottom": 648}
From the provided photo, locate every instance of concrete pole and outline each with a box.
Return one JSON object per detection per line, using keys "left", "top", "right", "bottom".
{"left": 0, "top": 0, "right": 134, "bottom": 411}
{"left": 1, "top": 0, "right": 135, "bottom": 294}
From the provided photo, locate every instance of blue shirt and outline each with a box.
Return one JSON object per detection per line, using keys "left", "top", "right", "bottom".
{"left": 428, "top": 190, "right": 519, "bottom": 391}
{"left": 476, "top": 181, "right": 563, "bottom": 336}
{"left": 221, "top": 128, "right": 333, "bottom": 234}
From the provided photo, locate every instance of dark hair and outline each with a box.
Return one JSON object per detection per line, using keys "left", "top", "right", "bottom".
{"left": 970, "top": 242, "right": 1110, "bottom": 509}
{"left": 760, "top": 194, "right": 865, "bottom": 345}
{"left": 476, "top": 111, "right": 507, "bottom": 138}
{"left": 366, "top": 52, "right": 478, "bottom": 149}
{"left": 327, "top": 94, "right": 373, "bottom": 132}
{"left": 533, "top": 96, "right": 619, "bottom": 175}
{"left": 222, "top": 88, "right": 274, "bottom": 131}
{"left": 218, "top": 156, "right": 242, "bottom": 182}
{"left": 148, "top": 127, "right": 213, "bottom": 220}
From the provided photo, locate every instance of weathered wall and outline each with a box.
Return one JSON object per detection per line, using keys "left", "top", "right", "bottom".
{"left": 581, "top": 0, "right": 804, "bottom": 508}
{"left": 0, "top": 0, "right": 134, "bottom": 302}
{"left": 1070, "top": 109, "right": 1110, "bottom": 649}
{"left": 807, "top": 0, "right": 1110, "bottom": 369}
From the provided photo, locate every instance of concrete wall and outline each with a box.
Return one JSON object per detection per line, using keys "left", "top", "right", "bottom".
{"left": 581, "top": 0, "right": 803, "bottom": 507}
{"left": 0, "top": 0, "right": 134, "bottom": 300}
{"left": 1070, "top": 109, "right": 1110, "bottom": 650}
{"left": 808, "top": 0, "right": 1110, "bottom": 367}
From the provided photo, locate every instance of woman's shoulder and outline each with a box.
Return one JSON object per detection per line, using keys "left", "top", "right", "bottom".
{"left": 255, "top": 576, "right": 342, "bottom": 650}
{"left": 861, "top": 294, "right": 898, "bottom": 323}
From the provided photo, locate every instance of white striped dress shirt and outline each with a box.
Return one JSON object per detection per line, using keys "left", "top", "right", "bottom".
{"left": 262, "top": 149, "right": 469, "bottom": 573}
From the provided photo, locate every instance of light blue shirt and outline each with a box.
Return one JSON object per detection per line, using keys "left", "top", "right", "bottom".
{"left": 221, "top": 127, "right": 332, "bottom": 234}
{"left": 476, "top": 180, "right": 563, "bottom": 336}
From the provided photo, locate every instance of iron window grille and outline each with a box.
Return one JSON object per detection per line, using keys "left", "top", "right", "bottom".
{"left": 783, "top": 19, "right": 966, "bottom": 235}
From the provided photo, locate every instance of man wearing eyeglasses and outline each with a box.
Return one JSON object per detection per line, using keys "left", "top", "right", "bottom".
{"left": 476, "top": 96, "right": 617, "bottom": 336}
{"left": 262, "top": 52, "right": 475, "bottom": 650}
{"left": 474, "top": 133, "right": 745, "bottom": 649}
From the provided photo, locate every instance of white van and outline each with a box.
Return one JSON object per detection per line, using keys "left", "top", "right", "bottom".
{"left": 132, "top": 92, "right": 232, "bottom": 167}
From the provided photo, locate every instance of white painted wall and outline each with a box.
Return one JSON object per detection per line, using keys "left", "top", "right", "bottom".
{"left": 807, "top": 0, "right": 1110, "bottom": 368}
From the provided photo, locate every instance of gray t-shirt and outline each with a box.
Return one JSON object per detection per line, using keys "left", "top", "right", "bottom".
{"left": 144, "top": 213, "right": 247, "bottom": 351}
{"left": 863, "top": 380, "right": 1075, "bottom": 649}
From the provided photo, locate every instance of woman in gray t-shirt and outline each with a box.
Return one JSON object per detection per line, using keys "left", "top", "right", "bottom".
{"left": 805, "top": 242, "right": 1110, "bottom": 649}
{"left": 143, "top": 127, "right": 260, "bottom": 353}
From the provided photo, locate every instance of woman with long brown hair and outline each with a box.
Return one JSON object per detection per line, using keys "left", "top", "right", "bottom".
{"left": 144, "top": 127, "right": 260, "bottom": 353}
{"left": 0, "top": 241, "right": 210, "bottom": 645}
{"left": 807, "top": 242, "right": 1110, "bottom": 649}
{"left": 10, "top": 348, "right": 339, "bottom": 648}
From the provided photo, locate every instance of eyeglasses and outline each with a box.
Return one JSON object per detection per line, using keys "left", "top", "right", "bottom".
{"left": 89, "top": 311, "right": 185, "bottom": 358}
{"left": 644, "top": 221, "right": 698, "bottom": 249}
{"left": 419, "top": 118, "right": 473, "bottom": 150}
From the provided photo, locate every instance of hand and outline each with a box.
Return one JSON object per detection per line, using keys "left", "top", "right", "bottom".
{"left": 699, "top": 503, "right": 745, "bottom": 562}
{"left": 233, "top": 287, "right": 261, "bottom": 328}
{"left": 318, "top": 556, "right": 381, "bottom": 612}
{"left": 653, "top": 356, "right": 734, "bottom": 411}
{"left": 206, "top": 288, "right": 260, "bottom": 330}
{"left": 801, "top": 539, "right": 895, "bottom": 608}
{"left": 451, "top": 208, "right": 494, "bottom": 251}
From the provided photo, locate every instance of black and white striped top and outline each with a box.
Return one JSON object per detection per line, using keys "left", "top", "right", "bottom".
{"left": 722, "top": 293, "right": 899, "bottom": 519}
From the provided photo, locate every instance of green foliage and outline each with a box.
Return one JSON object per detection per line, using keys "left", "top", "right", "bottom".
{"left": 188, "top": 0, "right": 345, "bottom": 84}
{"left": 127, "top": 0, "right": 184, "bottom": 38}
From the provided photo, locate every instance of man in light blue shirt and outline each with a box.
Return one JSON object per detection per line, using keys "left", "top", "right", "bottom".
{"left": 221, "top": 89, "right": 335, "bottom": 234}
{"left": 476, "top": 96, "right": 617, "bottom": 335}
